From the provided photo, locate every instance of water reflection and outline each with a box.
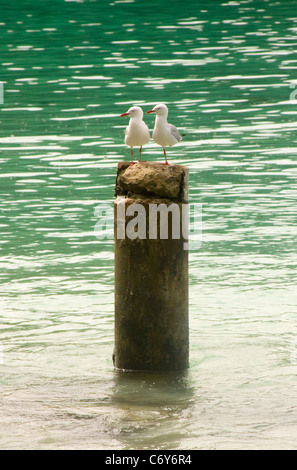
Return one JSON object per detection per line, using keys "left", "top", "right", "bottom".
{"left": 110, "top": 370, "right": 195, "bottom": 450}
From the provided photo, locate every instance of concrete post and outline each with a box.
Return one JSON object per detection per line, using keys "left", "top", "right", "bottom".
{"left": 113, "top": 161, "right": 189, "bottom": 372}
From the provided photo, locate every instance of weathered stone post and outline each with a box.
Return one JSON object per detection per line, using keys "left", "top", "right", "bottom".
{"left": 113, "top": 161, "right": 188, "bottom": 372}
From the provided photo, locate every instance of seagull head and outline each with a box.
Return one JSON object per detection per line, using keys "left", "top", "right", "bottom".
{"left": 146, "top": 103, "right": 168, "bottom": 117}
{"left": 120, "top": 106, "right": 143, "bottom": 119}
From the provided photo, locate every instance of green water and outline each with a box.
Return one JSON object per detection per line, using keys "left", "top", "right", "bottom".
{"left": 1, "top": 0, "right": 297, "bottom": 450}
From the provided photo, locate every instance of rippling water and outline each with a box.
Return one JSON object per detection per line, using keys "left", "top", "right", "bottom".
{"left": 1, "top": 0, "right": 297, "bottom": 450}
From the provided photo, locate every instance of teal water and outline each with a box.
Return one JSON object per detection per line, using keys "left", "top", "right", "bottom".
{"left": 1, "top": 0, "right": 297, "bottom": 450}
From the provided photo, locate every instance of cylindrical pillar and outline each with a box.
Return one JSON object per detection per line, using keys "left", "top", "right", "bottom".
{"left": 113, "top": 161, "right": 189, "bottom": 372}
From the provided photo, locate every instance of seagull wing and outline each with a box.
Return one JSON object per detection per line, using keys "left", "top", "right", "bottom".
{"left": 169, "top": 124, "right": 183, "bottom": 142}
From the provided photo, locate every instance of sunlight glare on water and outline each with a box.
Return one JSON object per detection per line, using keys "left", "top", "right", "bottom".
{"left": 1, "top": 0, "right": 297, "bottom": 450}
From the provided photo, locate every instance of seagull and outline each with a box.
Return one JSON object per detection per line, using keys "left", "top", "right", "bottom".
{"left": 120, "top": 106, "right": 150, "bottom": 163}
{"left": 146, "top": 103, "right": 183, "bottom": 165}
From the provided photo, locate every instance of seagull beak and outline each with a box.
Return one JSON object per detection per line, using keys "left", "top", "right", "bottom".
{"left": 146, "top": 109, "right": 155, "bottom": 114}
{"left": 120, "top": 112, "right": 129, "bottom": 117}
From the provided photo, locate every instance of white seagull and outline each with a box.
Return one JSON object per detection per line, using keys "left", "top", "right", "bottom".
{"left": 120, "top": 106, "right": 150, "bottom": 163}
{"left": 146, "top": 103, "right": 183, "bottom": 165}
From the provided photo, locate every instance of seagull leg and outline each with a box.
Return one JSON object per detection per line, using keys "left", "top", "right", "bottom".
{"left": 163, "top": 147, "right": 169, "bottom": 165}
{"left": 130, "top": 147, "right": 134, "bottom": 165}
{"left": 138, "top": 146, "right": 142, "bottom": 162}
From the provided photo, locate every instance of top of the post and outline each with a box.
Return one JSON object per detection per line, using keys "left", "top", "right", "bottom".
{"left": 115, "top": 161, "right": 188, "bottom": 203}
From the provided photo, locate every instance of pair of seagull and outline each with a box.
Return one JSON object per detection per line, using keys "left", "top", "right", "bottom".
{"left": 120, "top": 103, "right": 183, "bottom": 165}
